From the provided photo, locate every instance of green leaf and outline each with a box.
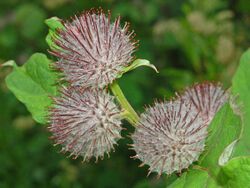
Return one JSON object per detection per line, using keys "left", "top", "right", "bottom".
{"left": 45, "top": 17, "right": 64, "bottom": 31}
{"left": 118, "top": 59, "right": 158, "bottom": 78}
{"left": 232, "top": 49, "right": 250, "bottom": 156}
{"left": 168, "top": 168, "right": 219, "bottom": 188}
{"left": 199, "top": 103, "right": 242, "bottom": 176}
{"left": 5, "top": 53, "right": 57, "bottom": 124}
{"left": 218, "top": 156, "right": 250, "bottom": 187}
{"left": 45, "top": 17, "right": 64, "bottom": 49}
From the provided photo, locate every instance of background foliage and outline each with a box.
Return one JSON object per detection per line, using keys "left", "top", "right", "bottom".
{"left": 1, "top": 0, "right": 250, "bottom": 187}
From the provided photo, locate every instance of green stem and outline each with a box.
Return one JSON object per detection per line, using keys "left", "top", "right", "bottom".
{"left": 110, "top": 81, "right": 139, "bottom": 126}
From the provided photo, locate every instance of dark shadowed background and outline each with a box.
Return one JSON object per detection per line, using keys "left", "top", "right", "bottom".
{"left": 0, "top": 0, "right": 250, "bottom": 187}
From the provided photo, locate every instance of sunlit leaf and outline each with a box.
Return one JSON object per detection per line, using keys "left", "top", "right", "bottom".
{"left": 198, "top": 103, "right": 242, "bottom": 176}
{"left": 5, "top": 53, "right": 57, "bottom": 124}
{"left": 231, "top": 49, "right": 250, "bottom": 156}
{"left": 168, "top": 168, "right": 219, "bottom": 188}
{"left": 45, "top": 17, "right": 64, "bottom": 49}
{"left": 218, "top": 156, "right": 250, "bottom": 187}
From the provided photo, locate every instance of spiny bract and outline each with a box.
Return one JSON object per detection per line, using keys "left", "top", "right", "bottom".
{"left": 50, "top": 9, "right": 137, "bottom": 88}
{"left": 49, "top": 86, "right": 123, "bottom": 161}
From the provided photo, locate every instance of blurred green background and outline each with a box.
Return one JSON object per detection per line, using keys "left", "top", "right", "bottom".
{"left": 0, "top": 0, "right": 250, "bottom": 187}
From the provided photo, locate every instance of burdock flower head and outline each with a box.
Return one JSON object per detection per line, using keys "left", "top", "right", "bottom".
{"left": 50, "top": 9, "right": 137, "bottom": 88}
{"left": 49, "top": 86, "right": 123, "bottom": 161}
{"left": 131, "top": 82, "right": 229, "bottom": 176}
{"left": 131, "top": 99, "right": 207, "bottom": 176}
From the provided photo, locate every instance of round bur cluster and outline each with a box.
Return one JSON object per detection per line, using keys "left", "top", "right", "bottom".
{"left": 132, "top": 100, "right": 207, "bottom": 176}
{"left": 49, "top": 87, "right": 123, "bottom": 161}
{"left": 132, "top": 82, "right": 229, "bottom": 176}
{"left": 50, "top": 9, "right": 137, "bottom": 88}
{"left": 180, "top": 82, "right": 229, "bottom": 124}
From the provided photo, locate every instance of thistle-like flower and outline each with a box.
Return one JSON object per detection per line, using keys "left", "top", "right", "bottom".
{"left": 131, "top": 100, "right": 207, "bottom": 176}
{"left": 49, "top": 86, "right": 123, "bottom": 161}
{"left": 131, "top": 82, "right": 229, "bottom": 176}
{"left": 50, "top": 9, "right": 137, "bottom": 88}
{"left": 179, "top": 82, "right": 229, "bottom": 124}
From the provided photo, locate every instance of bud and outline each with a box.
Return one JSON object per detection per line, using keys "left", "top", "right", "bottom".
{"left": 50, "top": 9, "right": 137, "bottom": 88}
{"left": 131, "top": 99, "right": 207, "bottom": 176}
{"left": 49, "top": 86, "right": 123, "bottom": 161}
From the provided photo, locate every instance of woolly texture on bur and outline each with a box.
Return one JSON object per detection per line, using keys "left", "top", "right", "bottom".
{"left": 132, "top": 82, "right": 229, "bottom": 176}
{"left": 180, "top": 82, "right": 229, "bottom": 124}
{"left": 50, "top": 9, "right": 137, "bottom": 88}
{"left": 49, "top": 86, "right": 123, "bottom": 161}
{"left": 132, "top": 100, "right": 207, "bottom": 176}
